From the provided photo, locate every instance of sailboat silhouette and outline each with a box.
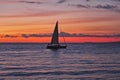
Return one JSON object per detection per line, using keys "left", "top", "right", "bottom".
{"left": 47, "top": 21, "right": 67, "bottom": 49}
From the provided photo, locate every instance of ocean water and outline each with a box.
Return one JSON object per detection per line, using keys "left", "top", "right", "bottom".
{"left": 0, "top": 43, "right": 120, "bottom": 80}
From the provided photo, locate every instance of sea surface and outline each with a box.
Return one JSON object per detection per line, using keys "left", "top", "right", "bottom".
{"left": 0, "top": 43, "right": 120, "bottom": 80}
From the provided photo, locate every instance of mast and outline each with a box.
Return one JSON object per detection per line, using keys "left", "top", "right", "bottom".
{"left": 47, "top": 20, "right": 67, "bottom": 49}
{"left": 51, "top": 21, "right": 59, "bottom": 44}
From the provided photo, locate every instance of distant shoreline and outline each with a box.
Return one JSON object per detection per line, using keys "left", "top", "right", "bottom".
{"left": 0, "top": 42, "right": 120, "bottom": 44}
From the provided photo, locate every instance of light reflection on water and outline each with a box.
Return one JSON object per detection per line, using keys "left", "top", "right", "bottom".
{"left": 0, "top": 43, "right": 120, "bottom": 80}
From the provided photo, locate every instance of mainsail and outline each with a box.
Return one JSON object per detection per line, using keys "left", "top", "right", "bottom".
{"left": 47, "top": 20, "right": 67, "bottom": 49}
{"left": 51, "top": 21, "right": 59, "bottom": 44}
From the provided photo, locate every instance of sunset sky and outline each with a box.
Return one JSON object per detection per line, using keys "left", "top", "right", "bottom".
{"left": 0, "top": 0, "right": 120, "bottom": 43}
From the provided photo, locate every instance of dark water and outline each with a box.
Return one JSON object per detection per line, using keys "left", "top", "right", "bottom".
{"left": 0, "top": 43, "right": 120, "bottom": 80}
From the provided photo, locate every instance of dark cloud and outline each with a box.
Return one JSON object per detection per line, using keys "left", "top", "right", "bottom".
{"left": 1, "top": 32, "right": 120, "bottom": 38}
{"left": 60, "top": 32, "right": 120, "bottom": 37}
{"left": 75, "top": 4, "right": 90, "bottom": 8}
{"left": 95, "top": 4, "right": 117, "bottom": 9}
{"left": 19, "top": 1, "right": 42, "bottom": 4}
{"left": 86, "top": 0, "right": 120, "bottom": 2}
{"left": 57, "top": 0, "right": 66, "bottom": 4}
{"left": 2, "top": 35, "right": 18, "bottom": 38}
{"left": 69, "top": 3, "right": 120, "bottom": 12}
{"left": 21, "top": 34, "right": 51, "bottom": 38}
{"left": 68, "top": 4, "right": 90, "bottom": 8}
{"left": 59, "top": 32, "right": 80, "bottom": 37}
{"left": 21, "top": 34, "right": 29, "bottom": 38}
{"left": 78, "top": 34, "right": 120, "bottom": 37}
{"left": 95, "top": 4, "right": 120, "bottom": 12}
{"left": 112, "top": 0, "right": 120, "bottom": 2}
{"left": 21, "top": 32, "right": 80, "bottom": 38}
{"left": 86, "top": 0, "right": 90, "bottom": 1}
{"left": 69, "top": 4, "right": 117, "bottom": 9}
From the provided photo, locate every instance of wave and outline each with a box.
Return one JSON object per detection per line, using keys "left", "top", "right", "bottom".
{"left": 0, "top": 70, "right": 120, "bottom": 76}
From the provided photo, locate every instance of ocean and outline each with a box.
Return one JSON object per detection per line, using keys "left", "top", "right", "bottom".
{"left": 0, "top": 43, "right": 120, "bottom": 80}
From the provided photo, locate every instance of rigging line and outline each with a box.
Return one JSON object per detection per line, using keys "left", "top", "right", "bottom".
{"left": 59, "top": 26, "right": 67, "bottom": 46}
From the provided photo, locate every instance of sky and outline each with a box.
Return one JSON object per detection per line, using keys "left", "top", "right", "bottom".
{"left": 0, "top": 0, "right": 120, "bottom": 43}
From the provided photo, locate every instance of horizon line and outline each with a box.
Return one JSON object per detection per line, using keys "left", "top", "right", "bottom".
{"left": 0, "top": 41, "right": 120, "bottom": 44}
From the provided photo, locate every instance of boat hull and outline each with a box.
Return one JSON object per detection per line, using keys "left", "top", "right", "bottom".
{"left": 47, "top": 45, "right": 67, "bottom": 49}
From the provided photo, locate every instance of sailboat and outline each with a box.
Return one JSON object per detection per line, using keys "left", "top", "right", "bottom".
{"left": 47, "top": 21, "right": 67, "bottom": 49}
